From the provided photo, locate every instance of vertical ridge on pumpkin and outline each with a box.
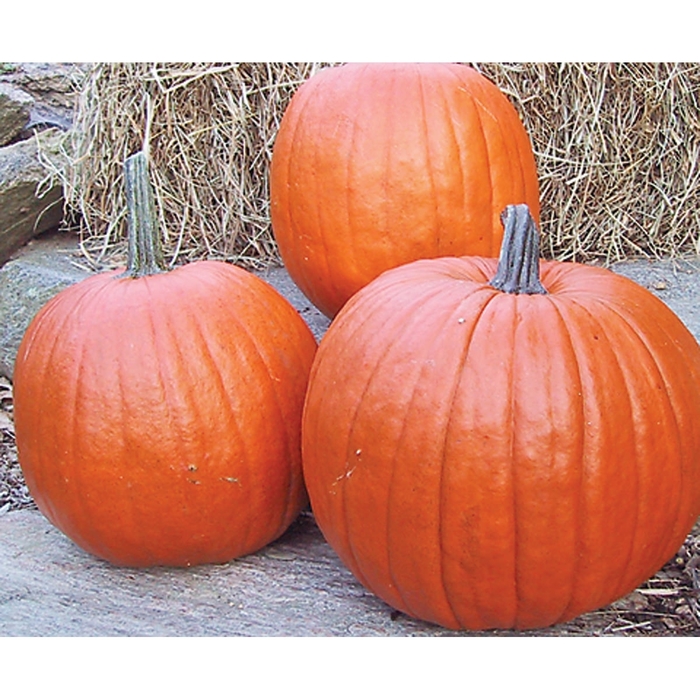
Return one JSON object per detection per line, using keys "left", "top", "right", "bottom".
{"left": 217, "top": 273, "right": 306, "bottom": 543}
{"left": 468, "top": 93, "right": 498, "bottom": 257}
{"left": 592, "top": 293, "right": 698, "bottom": 596}
{"left": 539, "top": 295, "right": 590, "bottom": 626}
{"left": 506, "top": 294, "right": 523, "bottom": 630}
{"left": 415, "top": 67, "right": 443, "bottom": 256}
{"left": 434, "top": 286, "right": 521, "bottom": 629}
{"left": 453, "top": 75, "right": 496, "bottom": 257}
{"left": 253, "top": 293, "right": 314, "bottom": 534}
{"left": 14, "top": 276, "right": 97, "bottom": 532}
{"left": 643, "top": 309, "right": 700, "bottom": 527}
{"left": 273, "top": 68, "right": 324, "bottom": 311}
{"left": 345, "top": 63, "right": 389, "bottom": 309}
{"left": 106, "top": 279, "right": 184, "bottom": 563}
{"left": 585, "top": 302, "right": 657, "bottom": 606}
{"left": 510, "top": 295, "right": 590, "bottom": 629}
{"left": 171, "top": 284, "right": 258, "bottom": 556}
{"left": 437, "top": 286, "right": 502, "bottom": 630}
{"left": 380, "top": 285, "right": 479, "bottom": 628}
{"left": 378, "top": 66, "right": 396, "bottom": 274}
{"left": 64, "top": 308, "right": 93, "bottom": 555}
{"left": 63, "top": 279, "right": 136, "bottom": 561}
{"left": 546, "top": 294, "right": 644, "bottom": 619}
{"left": 112, "top": 282, "right": 166, "bottom": 563}
{"left": 135, "top": 281, "right": 179, "bottom": 562}
{"left": 456, "top": 67, "right": 540, "bottom": 256}
{"left": 309, "top": 74, "right": 342, "bottom": 314}
{"left": 302, "top": 275, "right": 426, "bottom": 599}
{"left": 434, "top": 77, "right": 467, "bottom": 255}
{"left": 201, "top": 269, "right": 307, "bottom": 553}
{"left": 620, "top": 288, "right": 700, "bottom": 521}
{"left": 58, "top": 281, "right": 116, "bottom": 545}
{"left": 342, "top": 285, "right": 452, "bottom": 613}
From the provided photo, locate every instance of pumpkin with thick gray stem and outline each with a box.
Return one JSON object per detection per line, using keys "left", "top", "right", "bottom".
{"left": 302, "top": 204, "right": 700, "bottom": 630}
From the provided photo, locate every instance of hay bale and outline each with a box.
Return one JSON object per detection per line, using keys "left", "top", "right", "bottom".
{"left": 56, "top": 62, "right": 700, "bottom": 268}
{"left": 61, "top": 62, "right": 329, "bottom": 269}
{"left": 473, "top": 62, "right": 700, "bottom": 263}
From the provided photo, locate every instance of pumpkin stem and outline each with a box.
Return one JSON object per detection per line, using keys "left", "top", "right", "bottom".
{"left": 489, "top": 204, "right": 547, "bottom": 295}
{"left": 122, "top": 150, "right": 168, "bottom": 278}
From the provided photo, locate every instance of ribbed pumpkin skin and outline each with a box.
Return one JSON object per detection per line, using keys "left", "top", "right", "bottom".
{"left": 270, "top": 62, "right": 540, "bottom": 318}
{"left": 13, "top": 261, "right": 317, "bottom": 567}
{"left": 302, "top": 257, "right": 700, "bottom": 630}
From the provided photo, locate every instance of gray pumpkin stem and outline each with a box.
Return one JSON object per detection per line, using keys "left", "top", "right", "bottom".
{"left": 489, "top": 204, "right": 547, "bottom": 295}
{"left": 122, "top": 150, "right": 167, "bottom": 278}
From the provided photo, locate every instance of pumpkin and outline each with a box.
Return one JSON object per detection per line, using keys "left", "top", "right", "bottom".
{"left": 270, "top": 62, "right": 540, "bottom": 318}
{"left": 13, "top": 151, "right": 318, "bottom": 567}
{"left": 301, "top": 204, "right": 700, "bottom": 630}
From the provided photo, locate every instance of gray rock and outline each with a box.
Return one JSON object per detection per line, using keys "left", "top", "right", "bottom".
{"left": 0, "top": 64, "right": 83, "bottom": 266}
{"left": 610, "top": 257, "right": 700, "bottom": 343}
{"left": 0, "top": 128, "right": 65, "bottom": 267}
{"left": 0, "top": 509, "right": 464, "bottom": 636}
{"left": 0, "top": 63, "right": 87, "bottom": 135}
{"left": 258, "top": 265, "right": 330, "bottom": 341}
{"left": 0, "top": 230, "right": 90, "bottom": 379}
{"left": 0, "top": 82, "right": 34, "bottom": 146}
{"left": 0, "top": 62, "right": 84, "bottom": 127}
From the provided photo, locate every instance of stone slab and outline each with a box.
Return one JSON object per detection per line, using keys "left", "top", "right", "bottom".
{"left": 0, "top": 509, "right": 465, "bottom": 637}
{"left": 610, "top": 256, "right": 700, "bottom": 342}
{"left": 0, "top": 82, "right": 33, "bottom": 146}
{"left": 0, "top": 128, "right": 65, "bottom": 267}
{"left": 0, "top": 63, "right": 84, "bottom": 137}
{"left": 0, "top": 230, "right": 90, "bottom": 379}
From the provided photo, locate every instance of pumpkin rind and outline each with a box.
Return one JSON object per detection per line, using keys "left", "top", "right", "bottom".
{"left": 270, "top": 62, "right": 540, "bottom": 318}
{"left": 301, "top": 239, "right": 700, "bottom": 630}
{"left": 13, "top": 152, "right": 318, "bottom": 568}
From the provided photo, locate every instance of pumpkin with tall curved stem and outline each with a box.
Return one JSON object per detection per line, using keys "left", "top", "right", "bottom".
{"left": 13, "top": 151, "right": 317, "bottom": 567}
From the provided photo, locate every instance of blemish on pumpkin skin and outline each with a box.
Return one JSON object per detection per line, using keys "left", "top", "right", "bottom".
{"left": 331, "top": 458, "right": 361, "bottom": 488}
{"left": 220, "top": 476, "right": 241, "bottom": 485}
{"left": 329, "top": 449, "right": 363, "bottom": 494}
{"left": 338, "top": 465, "right": 358, "bottom": 481}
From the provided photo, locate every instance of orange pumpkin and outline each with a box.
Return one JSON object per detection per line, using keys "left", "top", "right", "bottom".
{"left": 13, "top": 152, "right": 317, "bottom": 567}
{"left": 301, "top": 204, "right": 700, "bottom": 630}
{"left": 270, "top": 62, "right": 540, "bottom": 318}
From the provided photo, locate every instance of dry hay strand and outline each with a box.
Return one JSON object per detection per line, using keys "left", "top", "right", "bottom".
{"left": 53, "top": 62, "right": 700, "bottom": 269}
{"left": 60, "top": 62, "right": 329, "bottom": 270}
